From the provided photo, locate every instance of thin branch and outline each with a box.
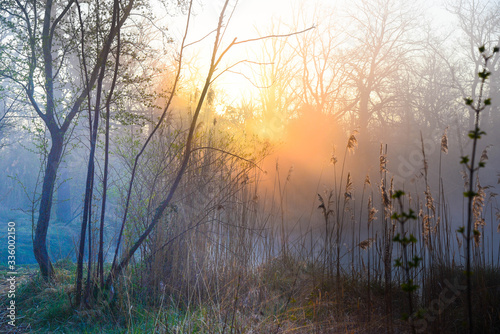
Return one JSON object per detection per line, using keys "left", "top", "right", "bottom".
{"left": 232, "top": 25, "right": 316, "bottom": 45}
{"left": 210, "top": 25, "right": 316, "bottom": 82}
{"left": 210, "top": 59, "right": 273, "bottom": 84}
{"left": 219, "top": 0, "right": 239, "bottom": 47}
{"left": 184, "top": 29, "right": 217, "bottom": 48}
{"left": 191, "top": 146, "right": 264, "bottom": 171}
{"left": 108, "top": 0, "right": 194, "bottom": 281}
{"left": 49, "top": 0, "right": 76, "bottom": 44}
{"left": 60, "top": 0, "right": 135, "bottom": 134}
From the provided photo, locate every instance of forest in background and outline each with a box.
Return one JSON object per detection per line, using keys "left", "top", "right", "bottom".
{"left": 0, "top": 0, "right": 499, "bottom": 332}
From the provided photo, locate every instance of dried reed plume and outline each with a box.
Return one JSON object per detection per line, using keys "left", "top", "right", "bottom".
{"left": 441, "top": 127, "right": 449, "bottom": 154}
{"left": 380, "top": 181, "right": 390, "bottom": 208}
{"left": 425, "top": 185, "right": 436, "bottom": 216}
{"left": 359, "top": 238, "right": 375, "bottom": 250}
{"left": 472, "top": 179, "right": 486, "bottom": 246}
{"left": 367, "top": 196, "right": 378, "bottom": 228}
{"left": 480, "top": 145, "right": 491, "bottom": 164}
{"left": 423, "top": 214, "right": 432, "bottom": 247}
{"left": 345, "top": 172, "right": 353, "bottom": 200}
{"left": 420, "top": 133, "right": 429, "bottom": 176}
{"left": 364, "top": 174, "right": 371, "bottom": 186}
{"left": 286, "top": 165, "right": 294, "bottom": 182}
{"left": 331, "top": 145, "right": 338, "bottom": 165}
{"left": 461, "top": 170, "right": 469, "bottom": 189}
{"left": 317, "top": 191, "right": 334, "bottom": 216}
{"left": 347, "top": 131, "right": 358, "bottom": 153}
{"left": 496, "top": 211, "right": 500, "bottom": 233}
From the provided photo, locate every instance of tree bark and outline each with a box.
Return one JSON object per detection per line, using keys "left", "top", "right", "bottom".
{"left": 33, "top": 131, "right": 64, "bottom": 278}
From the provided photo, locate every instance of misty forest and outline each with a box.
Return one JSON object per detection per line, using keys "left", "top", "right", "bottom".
{"left": 1, "top": 0, "right": 500, "bottom": 333}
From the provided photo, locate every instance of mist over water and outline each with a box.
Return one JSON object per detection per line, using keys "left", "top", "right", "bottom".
{"left": 2, "top": 0, "right": 500, "bottom": 331}
{"left": 254, "top": 106, "right": 500, "bottom": 266}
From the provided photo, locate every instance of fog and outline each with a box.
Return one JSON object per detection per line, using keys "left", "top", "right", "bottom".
{"left": 1, "top": 0, "right": 499, "bottom": 264}
{"left": 0, "top": 0, "right": 499, "bottom": 330}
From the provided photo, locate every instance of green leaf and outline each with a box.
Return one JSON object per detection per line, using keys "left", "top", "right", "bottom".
{"left": 468, "top": 129, "right": 484, "bottom": 139}
{"left": 392, "top": 190, "right": 405, "bottom": 199}
{"left": 478, "top": 69, "right": 491, "bottom": 79}
{"left": 464, "top": 190, "right": 477, "bottom": 198}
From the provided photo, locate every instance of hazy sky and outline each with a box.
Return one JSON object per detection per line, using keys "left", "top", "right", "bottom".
{"left": 161, "top": 0, "right": 325, "bottom": 102}
{"left": 161, "top": 0, "right": 453, "bottom": 105}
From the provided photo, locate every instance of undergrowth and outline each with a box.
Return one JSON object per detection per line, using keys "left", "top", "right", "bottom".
{"left": 3, "top": 255, "right": 499, "bottom": 333}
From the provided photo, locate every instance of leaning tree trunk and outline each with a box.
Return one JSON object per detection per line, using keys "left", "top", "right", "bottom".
{"left": 33, "top": 131, "right": 64, "bottom": 278}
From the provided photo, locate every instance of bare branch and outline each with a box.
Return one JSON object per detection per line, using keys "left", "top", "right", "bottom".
{"left": 184, "top": 28, "right": 217, "bottom": 48}
{"left": 107, "top": 0, "right": 195, "bottom": 284}
{"left": 191, "top": 146, "right": 264, "bottom": 171}
{"left": 233, "top": 25, "right": 316, "bottom": 45}
{"left": 210, "top": 59, "right": 273, "bottom": 84}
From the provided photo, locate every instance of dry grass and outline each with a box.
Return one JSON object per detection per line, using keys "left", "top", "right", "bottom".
{"left": 9, "top": 121, "right": 500, "bottom": 333}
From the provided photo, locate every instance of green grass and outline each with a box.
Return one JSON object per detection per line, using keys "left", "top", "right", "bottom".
{"left": 2, "top": 257, "right": 499, "bottom": 333}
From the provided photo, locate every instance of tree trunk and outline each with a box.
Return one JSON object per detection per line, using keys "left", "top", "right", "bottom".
{"left": 56, "top": 167, "right": 72, "bottom": 222}
{"left": 34, "top": 131, "right": 64, "bottom": 279}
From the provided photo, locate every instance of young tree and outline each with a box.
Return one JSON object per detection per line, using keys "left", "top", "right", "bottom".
{"left": 0, "top": 0, "right": 135, "bottom": 279}
{"left": 74, "top": 0, "right": 122, "bottom": 306}
{"left": 105, "top": 0, "right": 314, "bottom": 287}
{"left": 106, "top": 0, "right": 237, "bottom": 285}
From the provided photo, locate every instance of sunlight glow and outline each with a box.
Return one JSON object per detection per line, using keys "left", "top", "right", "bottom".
{"left": 157, "top": 0, "right": 455, "bottom": 146}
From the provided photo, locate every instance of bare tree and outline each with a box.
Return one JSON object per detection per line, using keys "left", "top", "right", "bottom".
{"left": 253, "top": 21, "right": 300, "bottom": 139}
{"left": 290, "top": 3, "right": 354, "bottom": 120}
{"left": 344, "top": 0, "right": 422, "bottom": 141}
{"left": 447, "top": 0, "right": 500, "bottom": 129}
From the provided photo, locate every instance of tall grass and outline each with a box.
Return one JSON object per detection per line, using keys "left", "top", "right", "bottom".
{"left": 10, "top": 103, "right": 500, "bottom": 334}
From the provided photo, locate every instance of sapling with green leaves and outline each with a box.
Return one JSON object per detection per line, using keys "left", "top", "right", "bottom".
{"left": 392, "top": 190, "right": 421, "bottom": 334}
{"left": 458, "top": 44, "right": 498, "bottom": 334}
